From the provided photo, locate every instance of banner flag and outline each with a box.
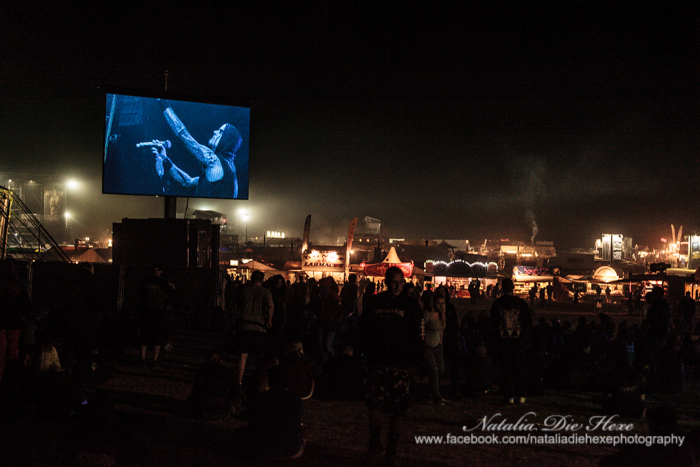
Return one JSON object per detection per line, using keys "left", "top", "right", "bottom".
{"left": 301, "top": 215, "right": 311, "bottom": 253}
{"left": 345, "top": 217, "right": 358, "bottom": 276}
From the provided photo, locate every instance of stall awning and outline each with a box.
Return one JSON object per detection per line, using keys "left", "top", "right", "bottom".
{"left": 364, "top": 246, "right": 414, "bottom": 277}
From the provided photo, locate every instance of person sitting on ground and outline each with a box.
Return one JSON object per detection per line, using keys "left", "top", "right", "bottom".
{"left": 248, "top": 353, "right": 279, "bottom": 397}
{"left": 246, "top": 364, "right": 305, "bottom": 460}
{"left": 277, "top": 338, "right": 315, "bottom": 400}
{"left": 31, "top": 343, "right": 81, "bottom": 421}
{"left": 316, "top": 344, "right": 367, "bottom": 401}
{"left": 599, "top": 347, "right": 646, "bottom": 419}
{"left": 188, "top": 350, "right": 241, "bottom": 420}
{"left": 464, "top": 336, "right": 492, "bottom": 396}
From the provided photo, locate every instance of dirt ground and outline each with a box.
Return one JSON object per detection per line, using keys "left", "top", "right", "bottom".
{"left": 1, "top": 298, "right": 698, "bottom": 466}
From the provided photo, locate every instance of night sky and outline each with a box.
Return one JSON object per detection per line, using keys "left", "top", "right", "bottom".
{"left": 1, "top": 2, "right": 697, "bottom": 249}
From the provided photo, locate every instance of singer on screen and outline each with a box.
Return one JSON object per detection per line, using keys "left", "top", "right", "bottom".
{"left": 152, "top": 99, "right": 241, "bottom": 198}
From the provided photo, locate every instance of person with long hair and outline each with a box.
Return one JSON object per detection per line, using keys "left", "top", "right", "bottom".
{"left": 34, "top": 343, "right": 62, "bottom": 373}
{"left": 152, "top": 99, "right": 242, "bottom": 198}
{"left": 424, "top": 293, "right": 447, "bottom": 405}
{"left": 32, "top": 344, "right": 80, "bottom": 420}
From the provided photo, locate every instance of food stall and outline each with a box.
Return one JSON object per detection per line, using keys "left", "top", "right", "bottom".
{"left": 425, "top": 259, "right": 499, "bottom": 297}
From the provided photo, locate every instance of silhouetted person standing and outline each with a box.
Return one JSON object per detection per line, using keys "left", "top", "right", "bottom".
{"left": 359, "top": 266, "right": 423, "bottom": 466}
{"left": 236, "top": 271, "right": 273, "bottom": 387}
{"left": 490, "top": 278, "right": 533, "bottom": 404}
{"left": 139, "top": 266, "right": 174, "bottom": 367}
{"left": 678, "top": 291, "right": 696, "bottom": 330}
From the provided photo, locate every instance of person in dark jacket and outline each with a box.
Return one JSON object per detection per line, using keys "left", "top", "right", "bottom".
{"left": 490, "top": 278, "right": 533, "bottom": 404}
{"left": 139, "top": 266, "right": 174, "bottom": 367}
{"left": 359, "top": 266, "right": 423, "bottom": 466}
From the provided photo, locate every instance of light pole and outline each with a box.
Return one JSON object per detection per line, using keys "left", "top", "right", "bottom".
{"left": 65, "top": 179, "right": 80, "bottom": 243}
{"left": 64, "top": 211, "right": 71, "bottom": 238}
{"left": 242, "top": 212, "right": 249, "bottom": 243}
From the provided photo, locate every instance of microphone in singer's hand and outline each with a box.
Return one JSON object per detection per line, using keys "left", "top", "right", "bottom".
{"left": 136, "top": 140, "right": 172, "bottom": 148}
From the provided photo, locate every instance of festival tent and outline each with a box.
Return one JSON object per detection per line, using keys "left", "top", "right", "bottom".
{"left": 363, "top": 246, "right": 414, "bottom": 278}
{"left": 282, "top": 261, "right": 302, "bottom": 272}
{"left": 238, "top": 260, "right": 278, "bottom": 272}
{"left": 233, "top": 260, "right": 282, "bottom": 279}
{"left": 49, "top": 245, "right": 110, "bottom": 263}
{"left": 76, "top": 249, "right": 108, "bottom": 263}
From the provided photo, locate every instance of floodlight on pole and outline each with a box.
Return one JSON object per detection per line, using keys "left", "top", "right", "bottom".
{"left": 242, "top": 213, "right": 250, "bottom": 242}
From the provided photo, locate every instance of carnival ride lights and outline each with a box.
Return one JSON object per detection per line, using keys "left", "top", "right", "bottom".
{"left": 431, "top": 260, "right": 499, "bottom": 276}
{"left": 431, "top": 260, "right": 497, "bottom": 268}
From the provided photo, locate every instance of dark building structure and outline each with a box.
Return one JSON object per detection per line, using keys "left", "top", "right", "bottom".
{"left": 113, "top": 218, "right": 218, "bottom": 269}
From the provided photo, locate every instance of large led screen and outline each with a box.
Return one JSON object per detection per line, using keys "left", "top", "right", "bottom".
{"left": 104, "top": 93, "right": 250, "bottom": 199}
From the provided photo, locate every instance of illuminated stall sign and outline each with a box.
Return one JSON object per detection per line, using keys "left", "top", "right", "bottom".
{"left": 302, "top": 250, "right": 345, "bottom": 272}
{"left": 601, "top": 234, "right": 624, "bottom": 261}
{"left": 690, "top": 235, "right": 700, "bottom": 270}
{"left": 592, "top": 266, "right": 619, "bottom": 282}
{"left": 512, "top": 266, "right": 553, "bottom": 281}
{"left": 513, "top": 266, "right": 550, "bottom": 276}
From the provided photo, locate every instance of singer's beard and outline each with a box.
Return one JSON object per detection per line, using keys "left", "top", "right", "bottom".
{"left": 208, "top": 137, "right": 219, "bottom": 152}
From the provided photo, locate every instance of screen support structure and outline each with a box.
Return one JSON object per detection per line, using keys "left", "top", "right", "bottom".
{"left": 161, "top": 70, "right": 177, "bottom": 220}
{"left": 164, "top": 197, "right": 176, "bottom": 219}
